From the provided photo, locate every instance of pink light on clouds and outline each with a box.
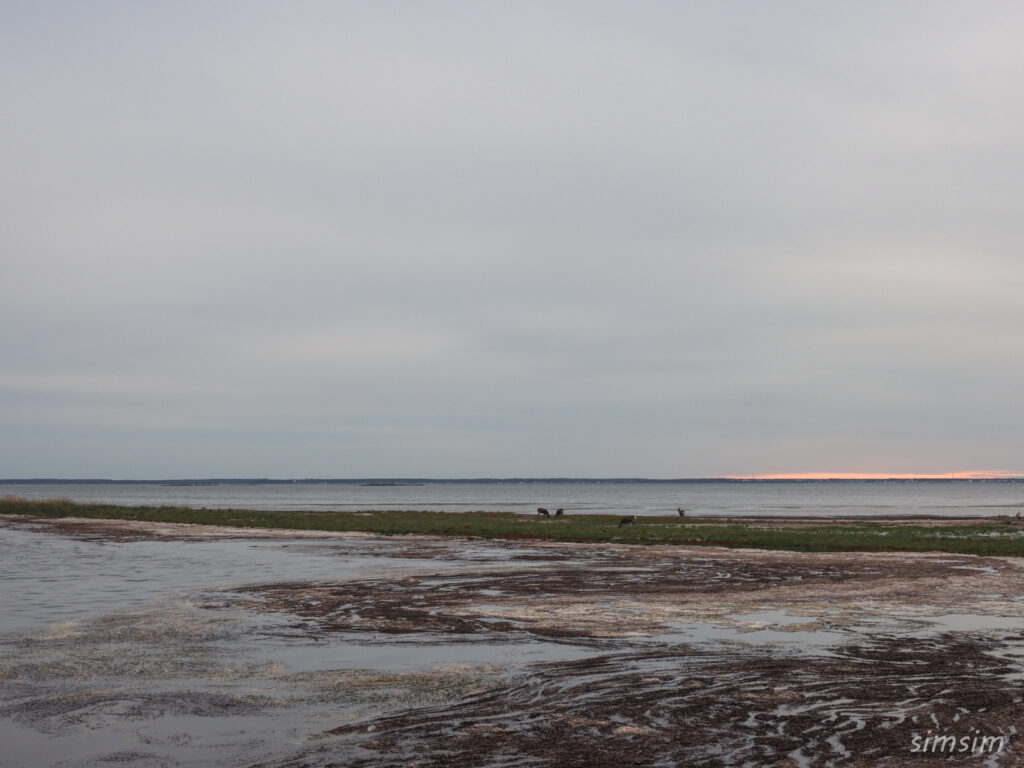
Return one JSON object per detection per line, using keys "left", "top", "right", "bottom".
{"left": 728, "top": 471, "right": 1024, "bottom": 480}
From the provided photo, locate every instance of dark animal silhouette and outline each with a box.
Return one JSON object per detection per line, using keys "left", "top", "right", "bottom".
{"left": 618, "top": 515, "right": 636, "bottom": 528}
{"left": 677, "top": 507, "right": 686, "bottom": 517}
{"left": 555, "top": 508, "right": 564, "bottom": 516}
{"left": 537, "top": 507, "right": 550, "bottom": 517}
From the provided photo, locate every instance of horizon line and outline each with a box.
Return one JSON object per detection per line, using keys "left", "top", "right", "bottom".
{"left": 4, "top": 471, "right": 1024, "bottom": 483}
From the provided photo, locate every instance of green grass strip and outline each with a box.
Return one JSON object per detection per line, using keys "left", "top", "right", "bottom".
{"left": 3, "top": 497, "right": 1024, "bottom": 556}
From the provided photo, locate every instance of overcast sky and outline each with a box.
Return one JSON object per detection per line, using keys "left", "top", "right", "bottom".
{"left": 3, "top": 2, "right": 1024, "bottom": 479}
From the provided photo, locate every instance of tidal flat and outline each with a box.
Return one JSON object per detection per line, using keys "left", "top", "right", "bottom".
{"left": 2, "top": 515, "right": 1023, "bottom": 767}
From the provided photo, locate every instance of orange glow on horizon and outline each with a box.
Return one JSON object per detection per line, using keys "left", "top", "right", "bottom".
{"left": 727, "top": 471, "right": 1024, "bottom": 480}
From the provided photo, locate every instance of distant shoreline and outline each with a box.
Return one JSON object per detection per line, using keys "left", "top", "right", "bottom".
{"left": 4, "top": 477, "right": 1024, "bottom": 485}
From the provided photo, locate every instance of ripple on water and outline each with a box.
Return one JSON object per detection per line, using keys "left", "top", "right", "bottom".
{"left": 0, "top": 525, "right": 444, "bottom": 635}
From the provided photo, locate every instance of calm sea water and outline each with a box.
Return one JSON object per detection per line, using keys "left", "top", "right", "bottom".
{"left": 3, "top": 480, "right": 1024, "bottom": 518}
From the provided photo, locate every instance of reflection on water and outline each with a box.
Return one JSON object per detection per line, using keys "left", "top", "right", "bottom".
{"left": 3, "top": 521, "right": 1024, "bottom": 768}
{"left": 0, "top": 522, "right": 630, "bottom": 768}
{"left": 0, "top": 526, "right": 441, "bottom": 635}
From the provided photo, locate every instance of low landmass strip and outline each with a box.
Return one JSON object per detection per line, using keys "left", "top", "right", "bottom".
{"left": 3, "top": 497, "right": 1024, "bottom": 556}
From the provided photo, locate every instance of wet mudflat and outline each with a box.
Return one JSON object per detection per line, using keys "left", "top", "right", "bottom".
{"left": 2, "top": 516, "right": 1024, "bottom": 767}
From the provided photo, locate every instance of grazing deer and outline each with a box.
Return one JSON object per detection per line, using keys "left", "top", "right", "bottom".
{"left": 537, "top": 507, "right": 550, "bottom": 517}
{"left": 555, "top": 508, "right": 564, "bottom": 516}
{"left": 618, "top": 515, "right": 637, "bottom": 528}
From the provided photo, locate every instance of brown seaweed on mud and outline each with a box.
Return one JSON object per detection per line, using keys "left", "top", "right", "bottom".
{"left": 223, "top": 550, "right": 1024, "bottom": 766}
{"left": 0, "top": 689, "right": 274, "bottom": 734}
{"left": 8, "top": 517, "right": 1024, "bottom": 768}
{"left": 221, "top": 550, "right": 1011, "bottom": 643}
{"left": 271, "top": 633, "right": 1024, "bottom": 768}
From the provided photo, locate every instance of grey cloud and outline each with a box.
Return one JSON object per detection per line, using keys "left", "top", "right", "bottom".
{"left": 3, "top": 1, "right": 1024, "bottom": 477}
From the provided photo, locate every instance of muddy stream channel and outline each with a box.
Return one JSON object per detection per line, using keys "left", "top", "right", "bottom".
{"left": 2, "top": 515, "right": 1024, "bottom": 767}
